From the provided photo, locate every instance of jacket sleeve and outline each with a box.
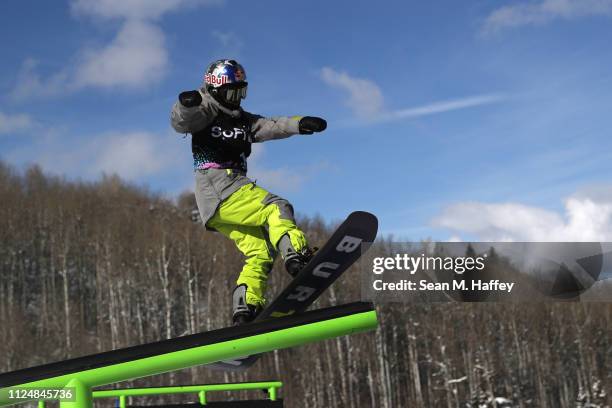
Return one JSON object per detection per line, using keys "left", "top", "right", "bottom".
{"left": 170, "top": 91, "right": 219, "bottom": 134}
{"left": 246, "top": 113, "right": 302, "bottom": 142}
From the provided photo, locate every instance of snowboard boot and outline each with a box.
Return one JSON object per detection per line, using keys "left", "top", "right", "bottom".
{"left": 232, "top": 284, "right": 262, "bottom": 326}
{"left": 281, "top": 243, "right": 317, "bottom": 278}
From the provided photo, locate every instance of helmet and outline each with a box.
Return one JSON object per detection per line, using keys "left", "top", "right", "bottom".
{"left": 203, "top": 59, "right": 247, "bottom": 108}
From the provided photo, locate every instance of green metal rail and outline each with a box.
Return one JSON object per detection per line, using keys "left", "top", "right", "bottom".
{"left": 35, "top": 382, "right": 283, "bottom": 408}
{"left": 0, "top": 306, "right": 378, "bottom": 408}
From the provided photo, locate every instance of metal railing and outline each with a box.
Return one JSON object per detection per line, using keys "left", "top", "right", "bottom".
{"left": 91, "top": 382, "right": 283, "bottom": 408}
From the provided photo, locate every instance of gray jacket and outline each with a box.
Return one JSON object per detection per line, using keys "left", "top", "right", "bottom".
{"left": 170, "top": 90, "right": 302, "bottom": 226}
{"left": 171, "top": 90, "right": 301, "bottom": 142}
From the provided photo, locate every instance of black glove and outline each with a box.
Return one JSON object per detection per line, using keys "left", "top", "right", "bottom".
{"left": 178, "top": 90, "right": 203, "bottom": 108}
{"left": 299, "top": 116, "right": 327, "bottom": 134}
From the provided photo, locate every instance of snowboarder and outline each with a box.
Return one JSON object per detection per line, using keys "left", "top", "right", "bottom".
{"left": 170, "top": 59, "right": 327, "bottom": 325}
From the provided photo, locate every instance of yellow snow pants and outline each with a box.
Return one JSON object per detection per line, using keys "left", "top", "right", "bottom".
{"left": 207, "top": 182, "right": 308, "bottom": 308}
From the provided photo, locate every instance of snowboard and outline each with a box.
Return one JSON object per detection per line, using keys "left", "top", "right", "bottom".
{"left": 210, "top": 210, "right": 378, "bottom": 370}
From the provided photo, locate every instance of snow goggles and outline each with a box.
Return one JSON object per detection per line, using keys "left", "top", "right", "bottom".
{"left": 220, "top": 82, "right": 248, "bottom": 103}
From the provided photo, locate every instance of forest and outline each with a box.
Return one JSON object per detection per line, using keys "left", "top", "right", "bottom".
{"left": 0, "top": 161, "right": 610, "bottom": 407}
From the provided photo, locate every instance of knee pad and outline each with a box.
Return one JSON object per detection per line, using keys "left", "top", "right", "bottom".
{"left": 262, "top": 193, "right": 295, "bottom": 222}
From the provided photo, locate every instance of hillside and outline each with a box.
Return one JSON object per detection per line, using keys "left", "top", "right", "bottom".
{"left": 0, "top": 162, "right": 610, "bottom": 407}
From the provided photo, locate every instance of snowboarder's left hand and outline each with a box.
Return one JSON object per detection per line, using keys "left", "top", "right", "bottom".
{"left": 299, "top": 116, "right": 327, "bottom": 134}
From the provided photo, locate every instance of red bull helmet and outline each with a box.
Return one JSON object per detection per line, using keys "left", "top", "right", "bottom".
{"left": 203, "top": 59, "right": 247, "bottom": 108}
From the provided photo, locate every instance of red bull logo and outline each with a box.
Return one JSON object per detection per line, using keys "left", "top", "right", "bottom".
{"left": 205, "top": 73, "right": 230, "bottom": 87}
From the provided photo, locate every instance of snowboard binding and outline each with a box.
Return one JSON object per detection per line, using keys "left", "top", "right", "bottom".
{"left": 284, "top": 246, "right": 317, "bottom": 278}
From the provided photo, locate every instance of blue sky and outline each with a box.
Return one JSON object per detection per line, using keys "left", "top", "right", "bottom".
{"left": 1, "top": 0, "right": 612, "bottom": 241}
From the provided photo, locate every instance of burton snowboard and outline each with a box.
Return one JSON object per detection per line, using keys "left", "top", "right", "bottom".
{"left": 210, "top": 210, "right": 378, "bottom": 370}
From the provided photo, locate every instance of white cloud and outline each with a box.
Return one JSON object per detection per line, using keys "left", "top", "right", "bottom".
{"left": 0, "top": 112, "right": 34, "bottom": 135}
{"left": 248, "top": 144, "right": 328, "bottom": 193}
{"left": 11, "top": 0, "right": 220, "bottom": 99}
{"left": 11, "top": 21, "right": 167, "bottom": 97}
{"left": 6, "top": 130, "right": 186, "bottom": 182}
{"left": 88, "top": 132, "right": 178, "bottom": 179}
{"left": 70, "top": 0, "right": 220, "bottom": 20}
{"left": 320, "top": 67, "right": 505, "bottom": 123}
{"left": 320, "top": 67, "right": 384, "bottom": 119}
{"left": 211, "top": 31, "right": 243, "bottom": 55}
{"left": 433, "top": 187, "right": 612, "bottom": 241}
{"left": 11, "top": 59, "right": 68, "bottom": 100}
{"left": 74, "top": 20, "right": 167, "bottom": 88}
{"left": 11, "top": 59, "right": 41, "bottom": 100}
{"left": 249, "top": 166, "right": 308, "bottom": 193}
{"left": 377, "top": 94, "right": 506, "bottom": 122}
{"left": 483, "top": 0, "right": 612, "bottom": 33}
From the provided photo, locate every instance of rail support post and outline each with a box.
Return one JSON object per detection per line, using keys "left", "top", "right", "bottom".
{"left": 60, "top": 379, "right": 91, "bottom": 408}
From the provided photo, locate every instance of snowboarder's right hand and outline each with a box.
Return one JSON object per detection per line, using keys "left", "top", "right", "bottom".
{"left": 178, "top": 90, "right": 204, "bottom": 108}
